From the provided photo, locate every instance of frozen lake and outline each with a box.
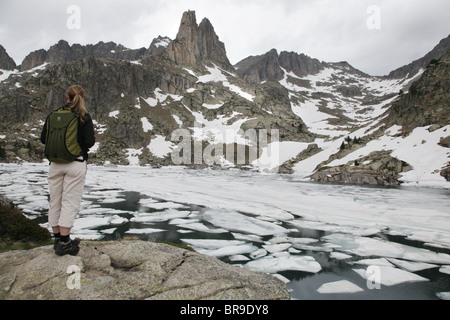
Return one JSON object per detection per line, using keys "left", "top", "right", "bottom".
{"left": 1, "top": 163, "right": 449, "bottom": 300}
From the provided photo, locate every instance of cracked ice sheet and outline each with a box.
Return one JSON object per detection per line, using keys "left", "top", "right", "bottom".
{"left": 203, "top": 208, "right": 288, "bottom": 236}
{"left": 322, "top": 233, "right": 450, "bottom": 264}
{"left": 83, "top": 165, "right": 449, "bottom": 249}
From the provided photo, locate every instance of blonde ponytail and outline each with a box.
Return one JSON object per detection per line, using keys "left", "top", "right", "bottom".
{"left": 67, "top": 85, "right": 87, "bottom": 123}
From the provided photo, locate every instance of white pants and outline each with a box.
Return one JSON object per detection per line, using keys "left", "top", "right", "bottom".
{"left": 48, "top": 161, "right": 87, "bottom": 229}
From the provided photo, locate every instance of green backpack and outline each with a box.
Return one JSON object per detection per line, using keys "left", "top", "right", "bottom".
{"left": 44, "top": 108, "right": 82, "bottom": 163}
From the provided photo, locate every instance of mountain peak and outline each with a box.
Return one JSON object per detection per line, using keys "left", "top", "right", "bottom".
{"left": 146, "top": 36, "right": 171, "bottom": 57}
{"left": 0, "top": 45, "right": 17, "bottom": 70}
{"left": 166, "top": 11, "right": 233, "bottom": 71}
{"left": 176, "top": 10, "right": 199, "bottom": 44}
{"left": 235, "top": 49, "right": 324, "bottom": 84}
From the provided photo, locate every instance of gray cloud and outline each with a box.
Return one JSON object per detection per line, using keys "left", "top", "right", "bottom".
{"left": 1, "top": 0, "right": 449, "bottom": 75}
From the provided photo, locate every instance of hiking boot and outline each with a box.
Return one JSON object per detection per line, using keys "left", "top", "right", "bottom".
{"left": 54, "top": 238, "right": 80, "bottom": 250}
{"left": 55, "top": 240, "right": 80, "bottom": 256}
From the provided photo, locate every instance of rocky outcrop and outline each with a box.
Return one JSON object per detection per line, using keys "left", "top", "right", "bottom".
{"left": 166, "top": 11, "right": 233, "bottom": 71}
{"left": 0, "top": 240, "right": 289, "bottom": 300}
{"left": 310, "top": 170, "right": 402, "bottom": 186}
{"left": 310, "top": 151, "right": 411, "bottom": 186}
{"left": 387, "top": 49, "right": 450, "bottom": 133}
{"left": 0, "top": 45, "right": 16, "bottom": 70}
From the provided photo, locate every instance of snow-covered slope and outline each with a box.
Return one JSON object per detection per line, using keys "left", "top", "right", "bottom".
{"left": 273, "top": 57, "right": 449, "bottom": 187}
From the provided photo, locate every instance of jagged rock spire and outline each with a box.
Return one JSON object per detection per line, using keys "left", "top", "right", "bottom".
{"left": 166, "top": 10, "right": 233, "bottom": 71}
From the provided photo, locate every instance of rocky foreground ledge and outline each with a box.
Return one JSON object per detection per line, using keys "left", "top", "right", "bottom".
{"left": 0, "top": 240, "right": 289, "bottom": 300}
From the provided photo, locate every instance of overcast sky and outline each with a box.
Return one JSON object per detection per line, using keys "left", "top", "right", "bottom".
{"left": 0, "top": 0, "right": 449, "bottom": 75}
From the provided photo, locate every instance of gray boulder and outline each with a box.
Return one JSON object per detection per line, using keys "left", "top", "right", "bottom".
{"left": 0, "top": 240, "right": 289, "bottom": 300}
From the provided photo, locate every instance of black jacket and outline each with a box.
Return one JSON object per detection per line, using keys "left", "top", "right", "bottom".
{"left": 40, "top": 105, "right": 96, "bottom": 161}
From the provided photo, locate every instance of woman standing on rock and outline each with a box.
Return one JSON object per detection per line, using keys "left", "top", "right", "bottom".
{"left": 40, "top": 85, "right": 95, "bottom": 256}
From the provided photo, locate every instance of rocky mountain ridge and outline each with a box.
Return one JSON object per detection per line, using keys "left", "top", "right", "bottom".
{"left": 19, "top": 40, "right": 147, "bottom": 72}
{"left": 0, "top": 11, "right": 449, "bottom": 186}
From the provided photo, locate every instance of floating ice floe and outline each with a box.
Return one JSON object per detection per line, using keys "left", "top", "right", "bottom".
{"left": 439, "top": 266, "right": 450, "bottom": 275}
{"left": 232, "top": 232, "right": 264, "bottom": 243}
{"left": 181, "top": 239, "right": 245, "bottom": 250}
{"left": 351, "top": 258, "right": 394, "bottom": 267}
{"left": 181, "top": 239, "right": 258, "bottom": 257}
{"left": 177, "top": 222, "right": 228, "bottom": 234}
{"left": 353, "top": 266, "right": 429, "bottom": 286}
{"left": 322, "top": 233, "right": 450, "bottom": 264}
{"left": 100, "top": 228, "right": 117, "bottom": 235}
{"left": 317, "top": 280, "right": 364, "bottom": 294}
{"left": 138, "top": 198, "right": 159, "bottom": 206}
{"left": 437, "top": 292, "right": 450, "bottom": 300}
{"left": 131, "top": 209, "right": 190, "bottom": 223}
{"left": 329, "top": 252, "right": 353, "bottom": 260}
{"left": 196, "top": 244, "right": 258, "bottom": 257}
{"left": 245, "top": 254, "right": 322, "bottom": 274}
{"left": 250, "top": 249, "right": 267, "bottom": 259}
{"left": 387, "top": 258, "right": 438, "bottom": 272}
{"left": 169, "top": 218, "right": 199, "bottom": 225}
{"left": 73, "top": 216, "right": 111, "bottom": 230}
{"left": 229, "top": 255, "right": 250, "bottom": 262}
{"left": 71, "top": 215, "right": 128, "bottom": 239}
{"left": 109, "top": 215, "right": 128, "bottom": 225}
{"left": 125, "top": 228, "right": 165, "bottom": 234}
{"left": 262, "top": 243, "right": 292, "bottom": 253}
{"left": 98, "top": 198, "right": 126, "bottom": 204}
